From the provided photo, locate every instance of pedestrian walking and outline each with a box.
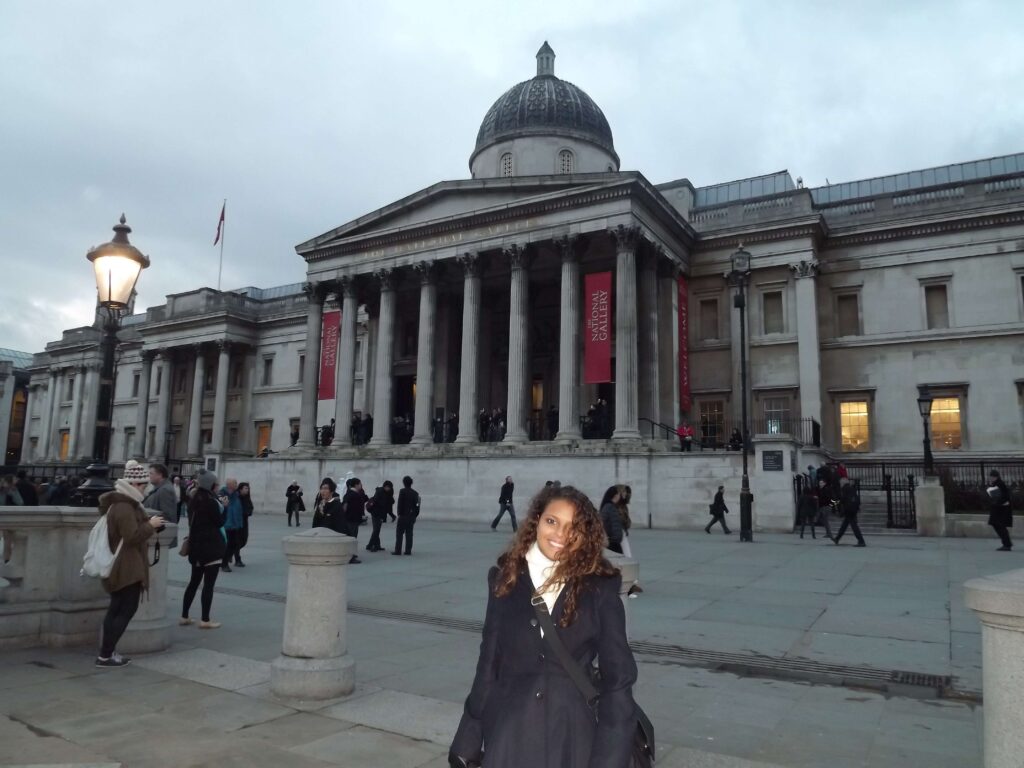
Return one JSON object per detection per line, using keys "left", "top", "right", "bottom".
{"left": 491, "top": 475, "right": 517, "bottom": 531}
{"left": 705, "top": 485, "right": 732, "bottom": 534}
{"left": 14, "top": 470, "right": 38, "bottom": 506}
{"left": 341, "top": 478, "right": 366, "bottom": 564}
{"left": 833, "top": 477, "right": 866, "bottom": 547}
{"left": 616, "top": 484, "right": 644, "bottom": 597}
{"left": 394, "top": 475, "right": 420, "bottom": 555}
{"left": 366, "top": 480, "right": 395, "bottom": 552}
{"left": 218, "top": 478, "right": 245, "bottom": 570}
{"left": 181, "top": 469, "right": 226, "bottom": 629}
{"left": 95, "top": 460, "right": 165, "bottom": 668}
{"left": 285, "top": 480, "right": 304, "bottom": 526}
{"left": 449, "top": 484, "right": 640, "bottom": 768}
{"left": 237, "top": 482, "right": 254, "bottom": 561}
{"left": 171, "top": 475, "right": 187, "bottom": 522}
{"left": 797, "top": 482, "right": 827, "bottom": 539}
{"left": 599, "top": 485, "right": 625, "bottom": 553}
{"left": 988, "top": 469, "right": 1013, "bottom": 551}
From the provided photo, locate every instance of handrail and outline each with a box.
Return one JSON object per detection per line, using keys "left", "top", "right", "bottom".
{"left": 638, "top": 418, "right": 678, "bottom": 440}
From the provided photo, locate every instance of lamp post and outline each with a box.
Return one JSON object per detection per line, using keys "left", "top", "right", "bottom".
{"left": 72, "top": 215, "right": 150, "bottom": 507}
{"left": 917, "top": 387, "right": 935, "bottom": 476}
{"left": 728, "top": 245, "right": 754, "bottom": 542}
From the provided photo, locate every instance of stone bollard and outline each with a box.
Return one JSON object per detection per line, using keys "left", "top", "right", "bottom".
{"left": 605, "top": 550, "right": 639, "bottom": 639}
{"left": 271, "top": 528, "right": 356, "bottom": 699}
{"left": 119, "top": 522, "right": 177, "bottom": 654}
{"left": 965, "top": 568, "right": 1024, "bottom": 767}
{"left": 916, "top": 476, "right": 946, "bottom": 537}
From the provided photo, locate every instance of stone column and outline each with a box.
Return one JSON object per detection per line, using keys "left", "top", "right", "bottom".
{"left": 791, "top": 259, "right": 822, "bottom": 427}
{"left": 657, "top": 262, "right": 681, "bottom": 427}
{"left": 271, "top": 528, "right": 357, "bottom": 699}
{"left": 67, "top": 367, "right": 85, "bottom": 460}
{"left": 151, "top": 351, "right": 172, "bottom": 461}
{"left": 133, "top": 352, "right": 154, "bottom": 459}
{"left": 455, "top": 254, "right": 482, "bottom": 444}
{"left": 411, "top": 263, "right": 438, "bottom": 446}
{"left": 363, "top": 296, "right": 379, "bottom": 417}
{"left": 503, "top": 245, "right": 530, "bottom": 444}
{"left": 611, "top": 225, "right": 642, "bottom": 440}
{"left": 208, "top": 342, "right": 230, "bottom": 453}
{"left": 334, "top": 278, "right": 358, "bottom": 445}
{"left": 637, "top": 246, "right": 661, "bottom": 430}
{"left": 555, "top": 237, "right": 582, "bottom": 442}
{"left": 187, "top": 347, "right": 206, "bottom": 457}
{"left": 297, "top": 282, "right": 326, "bottom": 448}
{"left": 118, "top": 522, "right": 177, "bottom": 654}
{"left": 39, "top": 369, "right": 57, "bottom": 459}
{"left": 369, "top": 269, "right": 396, "bottom": 446}
{"left": 78, "top": 364, "right": 100, "bottom": 461}
{"left": 965, "top": 569, "right": 1024, "bottom": 768}
{"left": 20, "top": 385, "right": 35, "bottom": 461}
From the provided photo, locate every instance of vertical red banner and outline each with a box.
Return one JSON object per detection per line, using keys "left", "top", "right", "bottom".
{"left": 318, "top": 310, "right": 340, "bottom": 400}
{"left": 678, "top": 275, "right": 690, "bottom": 413}
{"left": 583, "top": 271, "right": 613, "bottom": 384}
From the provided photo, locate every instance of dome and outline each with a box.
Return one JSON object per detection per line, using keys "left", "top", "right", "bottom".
{"left": 470, "top": 43, "right": 618, "bottom": 168}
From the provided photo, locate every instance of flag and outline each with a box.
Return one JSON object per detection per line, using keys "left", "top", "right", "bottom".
{"left": 213, "top": 201, "right": 225, "bottom": 245}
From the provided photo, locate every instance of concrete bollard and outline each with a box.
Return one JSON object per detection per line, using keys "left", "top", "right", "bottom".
{"left": 964, "top": 568, "right": 1024, "bottom": 767}
{"left": 119, "top": 522, "right": 177, "bottom": 654}
{"left": 271, "top": 528, "right": 356, "bottom": 699}
{"left": 605, "top": 550, "right": 639, "bottom": 639}
{"left": 916, "top": 476, "right": 946, "bottom": 537}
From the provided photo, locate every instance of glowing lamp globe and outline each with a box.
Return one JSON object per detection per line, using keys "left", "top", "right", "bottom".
{"left": 87, "top": 214, "right": 150, "bottom": 309}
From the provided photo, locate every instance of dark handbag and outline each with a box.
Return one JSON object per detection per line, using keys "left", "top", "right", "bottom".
{"left": 178, "top": 536, "right": 190, "bottom": 557}
{"left": 531, "top": 597, "right": 655, "bottom": 768}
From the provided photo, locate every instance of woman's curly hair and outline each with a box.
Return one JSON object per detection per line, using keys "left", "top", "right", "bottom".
{"left": 494, "top": 484, "right": 617, "bottom": 626}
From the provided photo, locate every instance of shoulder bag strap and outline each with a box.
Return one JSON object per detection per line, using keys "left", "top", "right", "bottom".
{"left": 531, "top": 597, "right": 599, "bottom": 706}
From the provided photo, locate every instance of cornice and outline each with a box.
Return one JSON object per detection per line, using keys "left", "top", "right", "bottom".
{"left": 823, "top": 208, "right": 1024, "bottom": 249}
{"left": 693, "top": 218, "right": 825, "bottom": 252}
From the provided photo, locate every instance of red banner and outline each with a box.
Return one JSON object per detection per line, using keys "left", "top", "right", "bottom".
{"left": 318, "top": 310, "right": 340, "bottom": 400}
{"left": 584, "top": 272, "right": 613, "bottom": 384}
{"left": 678, "top": 275, "right": 690, "bottom": 413}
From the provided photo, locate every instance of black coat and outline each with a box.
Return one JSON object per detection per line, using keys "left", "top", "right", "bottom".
{"left": 313, "top": 494, "right": 345, "bottom": 533}
{"left": 989, "top": 480, "right": 1013, "bottom": 528}
{"left": 286, "top": 484, "right": 305, "bottom": 512}
{"left": 16, "top": 479, "right": 38, "bottom": 506}
{"left": 187, "top": 490, "right": 227, "bottom": 566}
{"left": 712, "top": 490, "right": 728, "bottom": 515}
{"left": 839, "top": 483, "right": 860, "bottom": 517}
{"left": 797, "top": 492, "right": 818, "bottom": 523}
{"left": 342, "top": 488, "right": 367, "bottom": 525}
{"left": 451, "top": 566, "right": 638, "bottom": 768}
{"left": 368, "top": 487, "right": 394, "bottom": 520}
{"left": 397, "top": 487, "right": 420, "bottom": 518}
{"left": 499, "top": 482, "right": 514, "bottom": 504}
{"left": 600, "top": 502, "right": 623, "bottom": 548}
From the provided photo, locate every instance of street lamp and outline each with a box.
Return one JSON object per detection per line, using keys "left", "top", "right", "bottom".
{"left": 72, "top": 215, "right": 150, "bottom": 506}
{"left": 917, "top": 387, "right": 935, "bottom": 476}
{"left": 728, "top": 244, "right": 754, "bottom": 542}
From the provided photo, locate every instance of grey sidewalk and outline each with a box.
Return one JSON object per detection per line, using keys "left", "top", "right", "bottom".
{"left": 0, "top": 517, "right": 1000, "bottom": 767}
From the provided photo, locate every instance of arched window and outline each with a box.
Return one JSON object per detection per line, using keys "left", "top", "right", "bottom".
{"left": 559, "top": 149, "right": 574, "bottom": 174}
{"left": 500, "top": 153, "right": 514, "bottom": 177}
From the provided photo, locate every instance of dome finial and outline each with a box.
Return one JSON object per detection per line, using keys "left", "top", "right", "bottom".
{"left": 536, "top": 41, "right": 555, "bottom": 77}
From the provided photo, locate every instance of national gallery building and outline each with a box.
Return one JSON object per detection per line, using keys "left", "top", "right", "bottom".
{"left": 12, "top": 44, "right": 1024, "bottom": 528}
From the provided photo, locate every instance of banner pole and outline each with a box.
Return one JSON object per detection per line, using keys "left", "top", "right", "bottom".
{"left": 217, "top": 198, "right": 226, "bottom": 291}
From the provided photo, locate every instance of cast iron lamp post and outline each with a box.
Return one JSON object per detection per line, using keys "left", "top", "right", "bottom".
{"left": 917, "top": 387, "right": 935, "bottom": 476}
{"left": 728, "top": 245, "right": 754, "bottom": 542}
{"left": 72, "top": 215, "right": 150, "bottom": 506}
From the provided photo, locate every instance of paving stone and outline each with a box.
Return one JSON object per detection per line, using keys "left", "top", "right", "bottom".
{"left": 289, "top": 724, "right": 445, "bottom": 767}
{"left": 133, "top": 647, "right": 271, "bottom": 690}
{"left": 319, "top": 688, "right": 462, "bottom": 745}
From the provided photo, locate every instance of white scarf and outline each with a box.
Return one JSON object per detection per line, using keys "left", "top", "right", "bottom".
{"left": 114, "top": 479, "right": 145, "bottom": 503}
{"left": 525, "top": 541, "right": 564, "bottom": 615}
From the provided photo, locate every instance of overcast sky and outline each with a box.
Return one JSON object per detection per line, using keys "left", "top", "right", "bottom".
{"left": 2, "top": 0, "right": 1022, "bottom": 354}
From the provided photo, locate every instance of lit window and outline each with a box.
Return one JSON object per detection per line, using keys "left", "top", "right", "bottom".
{"left": 699, "top": 400, "right": 725, "bottom": 444}
{"left": 698, "top": 299, "right": 719, "bottom": 341}
{"left": 925, "top": 284, "right": 949, "bottom": 329}
{"left": 840, "top": 401, "right": 870, "bottom": 452}
{"left": 763, "top": 291, "right": 784, "bottom": 334}
{"left": 59, "top": 430, "right": 70, "bottom": 460}
{"left": 500, "top": 153, "right": 513, "bottom": 177}
{"left": 558, "top": 149, "right": 574, "bottom": 174}
{"left": 256, "top": 422, "right": 273, "bottom": 454}
{"left": 836, "top": 294, "right": 860, "bottom": 337}
{"left": 931, "top": 397, "right": 962, "bottom": 449}
{"left": 763, "top": 397, "right": 791, "bottom": 433}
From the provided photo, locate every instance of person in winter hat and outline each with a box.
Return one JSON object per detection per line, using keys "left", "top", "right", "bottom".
{"left": 96, "top": 459, "right": 165, "bottom": 668}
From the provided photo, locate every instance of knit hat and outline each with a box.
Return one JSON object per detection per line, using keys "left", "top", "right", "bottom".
{"left": 122, "top": 460, "right": 149, "bottom": 484}
{"left": 196, "top": 468, "right": 219, "bottom": 492}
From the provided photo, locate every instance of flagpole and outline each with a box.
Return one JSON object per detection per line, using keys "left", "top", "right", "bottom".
{"left": 217, "top": 198, "right": 226, "bottom": 291}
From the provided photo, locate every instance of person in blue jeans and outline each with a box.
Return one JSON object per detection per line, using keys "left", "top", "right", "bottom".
{"left": 491, "top": 476, "right": 516, "bottom": 531}
{"left": 218, "top": 478, "right": 246, "bottom": 571}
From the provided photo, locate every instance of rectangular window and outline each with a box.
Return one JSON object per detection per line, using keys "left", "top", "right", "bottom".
{"left": 204, "top": 367, "right": 215, "bottom": 392}
{"left": 231, "top": 359, "right": 243, "bottom": 389}
{"left": 925, "top": 284, "right": 949, "bottom": 329}
{"left": 201, "top": 428, "right": 212, "bottom": 447}
{"left": 228, "top": 426, "right": 239, "bottom": 450}
{"left": 155, "top": 368, "right": 162, "bottom": 397}
{"left": 763, "top": 397, "right": 791, "bottom": 434}
{"left": 65, "top": 377, "right": 74, "bottom": 400}
{"left": 836, "top": 294, "right": 860, "bottom": 337}
{"left": 29, "top": 437, "right": 38, "bottom": 461}
{"left": 123, "top": 429, "right": 135, "bottom": 461}
{"left": 931, "top": 396, "right": 962, "bottom": 450}
{"left": 763, "top": 291, "right": 784, "bottom": 334}
{"left": 262, "top": 357, "right": 274, "bottom": 387}
{"left": 131, "top": 372, "right": 141, "bottom": 398}
{"left": 256, "top": 421, "right": 273, "bottom": 455}
{"left": 59, "top": 430, "right": 70, "bottom": 460}
{"left": 698, "top": 400, "right": 725, "bottom": 445}
{"left": 402, "top": 321, "right": 417, "bottom": 358}
{"left": 698, "top": 299, "right": 719, "bottom": 341}
{"left": 148, "top": 426, "right": 156, "bottom": 457}
{"left": 298, "top": 354, "right": 305, "bottom": 384}
{"left": 355, "top": 341, "right": 363, "bottom": 372}
{"left": 175, "top": 368, "right": 188, "bottom": 394}
{"left": 839, "top": 400, "right": 870, "bottom": 452}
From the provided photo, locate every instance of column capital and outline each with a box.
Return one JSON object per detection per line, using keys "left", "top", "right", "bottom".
{"left": 337, "top": 275, "right": 358, "bottom": 299}
{"left": 790, "top": 259, "right": 819, "bottom": 279}
{"left": 155, "top": 346, "right": 173, "bottom": 360}
{"left": 213, "top": 339, "right": 233, "bottom": 354}
{"left": 657, "top": 257, "right": 683, "bottom": 280}
{"left": 303, "top": 281, "right": 329, "bottom": 305}
{"left": 457, "top": 251, "right": 481, "bottom": 277}
{"left": 504, "top": 243, "right": 532, "bottom": 270}
{"left": 84, "top": 360, "right": 103, "bottom": 373}
{"left": 413, "top": 261, "right": 438, "bottom": 285}
{"left": 47, "top": 366, "right": 62, "bottom": 377}
{"left": 140, "top": 349, "right": 157, "bottom": 363}
{"left": 554, "top": 235, "right": 585, "bottom": 263}
{"left": 609, "top": 224, "right": 641, "bottom": 253}
{"left": 374, "top": 267, "right": 395, "bottom": 291}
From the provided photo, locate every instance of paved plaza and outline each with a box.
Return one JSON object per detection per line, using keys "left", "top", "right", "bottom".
{"left": 3, "top": 515, "right": 1012, "bottom": 767}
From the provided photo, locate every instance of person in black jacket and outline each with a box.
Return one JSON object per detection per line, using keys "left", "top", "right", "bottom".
{"left": 394, "top": 475, "right": 420, "bottom": 555}
{"left": 705, "top": 485, "right": 732, "bottom": 534}
{"left": 366, "top": 480, "right": 395, "bottom": 552}
{"left": 988, "top": 469, "right": 1013, "bottom": 551}
{"left": 599, "top": 485, "right": 625, "bottom": 553}
{"left": 15, "top": 470, "right": 39, "bottom": 506}
{"left": 450, "top": 484, "right": 639, "bottom": 768}
{"left": 341, "top": 478, "right": 367, "bottom": 564}
{"left": 491, "top": 476, "right": 517, "bottom": 531}
{"left": 312, "top": 477, "right": 344, "bottom": 533}
{"left": 181, "top": 469, "right": 227, "bottom": 629}
{"left": 285, "top": 480, "right": 304, "bottom": 527}
{"left": 833, "top": 477, "right": 866, "bottom": 547}
{"left": 797, "top": 482, "right": 828, "bottom": 539}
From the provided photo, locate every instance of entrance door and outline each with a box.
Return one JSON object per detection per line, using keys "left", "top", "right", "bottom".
{"left": 394, "top": 375, "right": 415, "bottom": 422}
